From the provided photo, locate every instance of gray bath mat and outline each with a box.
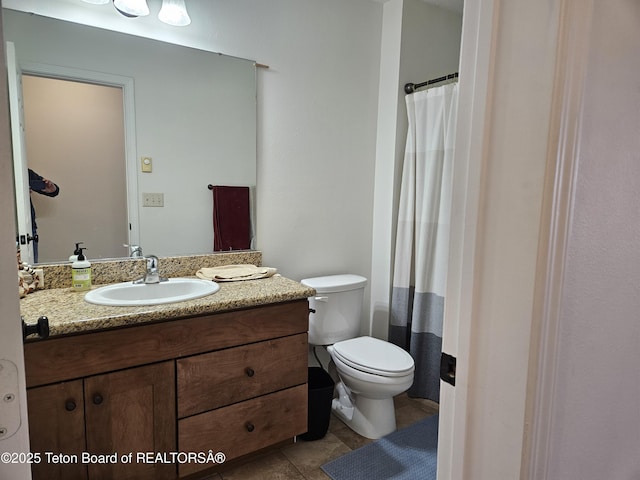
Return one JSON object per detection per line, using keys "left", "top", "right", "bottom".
{"left": 321, "top": 414, "right": 438, "bottom": 480}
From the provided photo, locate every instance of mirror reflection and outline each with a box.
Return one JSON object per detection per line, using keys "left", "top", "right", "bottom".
{"left": 3, "top": 8, "right": 257, "bottom": 264}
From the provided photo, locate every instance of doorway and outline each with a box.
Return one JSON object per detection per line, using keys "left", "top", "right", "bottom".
{"left": 8, "top": 58, "right": 140, "bottom": 265}
{"left": 21, "top": 74, "right": 128, "bottom": 262}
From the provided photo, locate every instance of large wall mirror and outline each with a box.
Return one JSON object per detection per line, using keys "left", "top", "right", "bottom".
{"left": 3, "top": 8, "right": 257, "bottom": 264}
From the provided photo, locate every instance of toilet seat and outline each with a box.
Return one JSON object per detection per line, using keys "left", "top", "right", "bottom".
{"left": 331, "top": 336, "right": 414, "bottom": 377}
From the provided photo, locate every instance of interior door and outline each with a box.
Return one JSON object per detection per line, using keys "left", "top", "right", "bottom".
{"left": 5, "top": 41, "right": 33, "bottom": 265}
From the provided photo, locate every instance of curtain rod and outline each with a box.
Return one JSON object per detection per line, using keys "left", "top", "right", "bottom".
{"left": 404, "top": 72, "right": 458, "bottom": 94}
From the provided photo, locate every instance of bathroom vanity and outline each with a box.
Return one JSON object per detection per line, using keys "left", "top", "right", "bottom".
{"left": 21, "top": 269, "right": 314, "bottom": 480}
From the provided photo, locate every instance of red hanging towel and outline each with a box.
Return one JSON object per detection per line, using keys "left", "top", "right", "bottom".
{"left": 211, "top": 185, "right": 251, "bottom": 251}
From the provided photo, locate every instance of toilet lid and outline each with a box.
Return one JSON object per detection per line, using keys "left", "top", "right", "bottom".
{"left": 301, "top": 274, "right": 367, "bottom": 293}
{"left": 332, "top": 336, "right": 415, "bottom": 377}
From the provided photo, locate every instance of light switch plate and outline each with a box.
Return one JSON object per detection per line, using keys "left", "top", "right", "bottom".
{"left": 141, "top": 156, "right": 152, "bottom": 173}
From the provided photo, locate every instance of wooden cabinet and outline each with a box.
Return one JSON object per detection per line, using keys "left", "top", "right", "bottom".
{"left": 24, "top": 300, "right": 309, "bottom": 480}
{"left": 84, "top": 362, "right": 176, "bottom": 480}
{"left": 27, "top": 381, "right": 86, "bottom": 480}
{"left": 27, "top": 362, "right": 175, "bottom": 480}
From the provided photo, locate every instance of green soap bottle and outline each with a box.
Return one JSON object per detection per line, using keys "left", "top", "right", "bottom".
{"left": 71, "top": 247, "right": 92, "bottom": 291}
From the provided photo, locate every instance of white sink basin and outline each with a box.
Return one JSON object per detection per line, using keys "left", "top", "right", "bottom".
{"left": 84, "top": 278, "right": 220, "bottom": 306}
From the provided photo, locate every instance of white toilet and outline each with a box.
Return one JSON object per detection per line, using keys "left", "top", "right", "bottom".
{"left": 301, "top": 274, "right": 415, "bottom": 439}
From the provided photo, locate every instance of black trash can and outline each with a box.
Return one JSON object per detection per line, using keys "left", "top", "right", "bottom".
{"left": 300, "top": 367, "right": 335, "bottom": 441}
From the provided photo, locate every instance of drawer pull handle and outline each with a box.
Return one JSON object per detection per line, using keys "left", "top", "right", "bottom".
{"left": 65, "top": 400, "right": 77, "bottom": 412}
{"left": 245, "top": 367, "right": 255, "bottom": 377}
{"left": 245, "top": 422, "right": 255, "bottom": 432}
{"left": 93, "top": 394, "right": 104, "bottom": 405}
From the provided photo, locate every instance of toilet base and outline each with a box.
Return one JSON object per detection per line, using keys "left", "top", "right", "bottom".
{"left": 331, "top": 383, "right": 397, "bottom": 439}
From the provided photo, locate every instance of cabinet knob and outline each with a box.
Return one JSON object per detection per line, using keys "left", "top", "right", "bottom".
{"left": 245, "top": 422, "right": 255, "bottom": 432}
{"left": 65, "top": 400, "right": 76, "bottom": 412}
{"left": 245, "top": 367, "right": 255, "bottom": 377}
{"left": 93, "top": 394, "right": 104, "bottom": 405}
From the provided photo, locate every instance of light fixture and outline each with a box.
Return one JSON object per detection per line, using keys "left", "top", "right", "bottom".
{"left": 158, "top": 0, "right": 191, "bottom": 26}
{"left": 81, "top": 0, "right": 110, "bottom": 4}
{"left": 113, "top": 0, "right": 150, "bottom": 17}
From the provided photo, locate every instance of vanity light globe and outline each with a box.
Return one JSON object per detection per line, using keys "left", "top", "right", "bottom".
{"left": 113, "top": 0, "right": 150, "bottom": 17}
{"left": 158, "top": 0, "right": 191, "bottom": 26}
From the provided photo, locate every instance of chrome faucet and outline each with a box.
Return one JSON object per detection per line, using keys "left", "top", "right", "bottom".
{"left": 124, "top": 244, "right": 144, "bottom": 258}
{"left": 134, "top": 255, "right": 168, "bottom": 284}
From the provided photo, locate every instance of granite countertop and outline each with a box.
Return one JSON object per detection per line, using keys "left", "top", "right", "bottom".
{"left": 21, "top": 275, "right": 315, "bottom": 338}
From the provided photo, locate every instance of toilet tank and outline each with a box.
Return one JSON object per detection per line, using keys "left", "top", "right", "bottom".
{"left": 301, "top": 274, "right": 367, "bottom": 346}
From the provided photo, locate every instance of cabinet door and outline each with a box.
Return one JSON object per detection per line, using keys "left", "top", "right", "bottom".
{"left": 27, "top": 380, "right": 87, "bottom": 480}
{"left": 84, "top": 361, "right": 176, "bottom": 480}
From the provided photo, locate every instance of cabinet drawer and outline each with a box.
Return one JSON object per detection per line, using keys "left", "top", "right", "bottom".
{"left": 177, "top": 333, "right": 307, "bottom": 417}
{"left": 178, "top": 384, "right": 307, "bottom": 477}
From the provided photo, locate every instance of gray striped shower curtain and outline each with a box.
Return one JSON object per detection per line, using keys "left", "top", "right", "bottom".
{"left": 389, "top": 82, "right": 458, "bottom": 402}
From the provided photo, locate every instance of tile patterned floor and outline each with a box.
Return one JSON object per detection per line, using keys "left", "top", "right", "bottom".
{"left": 206, "top": 394, "right": 439, "bottom": 480}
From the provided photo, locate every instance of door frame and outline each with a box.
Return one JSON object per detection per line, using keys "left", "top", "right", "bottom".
{"left": 0, "top": 13, "right": 32, "bottom": 480}
{"left": 439, "top": 0, "right": 578, "bottom": 478}
{"left": 437, "top": 0, "right": 497, "bottom": 477}
{"left": 522, "top": 0, "right": 594, "bottom": 477}
{"left": 6, "top": 42, "right": 34, "bottom": 263}
{"left": 10, "top": 59, "right": 139, "bottom": 260}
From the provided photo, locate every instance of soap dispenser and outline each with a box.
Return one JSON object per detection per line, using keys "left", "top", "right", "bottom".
{"left": 69, "top": 242, "right": 84, "bottom": 262}
{"left": 71, "top": 247, "right": 92, "bottom": 291}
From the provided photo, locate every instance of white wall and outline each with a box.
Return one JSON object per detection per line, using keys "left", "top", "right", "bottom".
{"left": 545, "top": 1, "right": 640, "bottom": 477}
{"left": 235, "top": 0, "right": 382, "bottom": 286}
{"left": 370, "top": 0, "right": 404, "bottom": 338}
{"left": 399, "top": 0, "right": 462, "bottom": 89}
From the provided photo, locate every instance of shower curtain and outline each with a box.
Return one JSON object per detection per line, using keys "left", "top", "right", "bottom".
{"left": 389, "top": 82, "right": 458, "bottom": 402}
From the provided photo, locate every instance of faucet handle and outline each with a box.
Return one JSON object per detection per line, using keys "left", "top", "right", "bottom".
{"left": 139, "top": 255, "right": 166, "bottom": 284}
{"left": 146, "top": 255, "right": 159, "bottom": 272}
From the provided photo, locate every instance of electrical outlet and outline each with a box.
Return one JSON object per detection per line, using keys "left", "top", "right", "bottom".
{"left": 143, "top": 192, "right": 164, "bottom": 207}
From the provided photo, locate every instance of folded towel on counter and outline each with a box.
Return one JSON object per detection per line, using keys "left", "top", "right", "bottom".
{"left": 196, "top": 264, "right": 278, "bottom": 282}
